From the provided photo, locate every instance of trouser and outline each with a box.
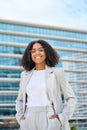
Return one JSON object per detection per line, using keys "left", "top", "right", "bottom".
{"left": 19, "top": 106, "right": 61, "bottom": 130}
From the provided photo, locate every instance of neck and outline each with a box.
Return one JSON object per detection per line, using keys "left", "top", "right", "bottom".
{"left": 35, "top": 64, "right": 45, "bottom": 70}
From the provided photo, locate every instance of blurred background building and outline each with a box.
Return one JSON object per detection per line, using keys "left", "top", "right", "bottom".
{"left": 0, "top": 19, "right": 87, "bottom": 130}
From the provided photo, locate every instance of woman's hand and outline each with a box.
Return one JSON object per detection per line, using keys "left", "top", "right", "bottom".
{"left": 20, "top": 115, "right": 26, "bottom": 120}
{"left": 49, "top": 114, "right": 59, "bottom": 120}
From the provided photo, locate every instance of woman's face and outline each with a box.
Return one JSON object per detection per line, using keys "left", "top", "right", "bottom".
{"left": 31, "top": 43, "right": 46, "bottom": 66}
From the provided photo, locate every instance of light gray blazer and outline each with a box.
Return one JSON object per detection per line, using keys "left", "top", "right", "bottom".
{"left": 15, "top": 66, "right": 76, "bottom": 130}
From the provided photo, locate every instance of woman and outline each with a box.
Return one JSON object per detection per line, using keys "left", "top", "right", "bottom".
{"left": 15, "top": 40, "right": 76, "bottom": 130}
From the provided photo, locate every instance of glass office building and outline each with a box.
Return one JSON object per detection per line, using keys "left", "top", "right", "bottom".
{"left": 0, "top": 19, "right": 87, "bottom": 130}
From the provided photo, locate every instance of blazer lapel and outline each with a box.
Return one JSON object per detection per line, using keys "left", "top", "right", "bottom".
{"left": 45, "top": 66, "right": 55, "bottom": 103}
{"left": 45, "top": 65, "right": 54, "bottom": 79}
{"left": 22, "top": 68, "right": 34, "bottom": 113}
{"left": 22, "top": 69, "right": 35, "bottom": 91}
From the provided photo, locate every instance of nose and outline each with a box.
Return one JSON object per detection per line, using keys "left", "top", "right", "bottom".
{"left": 35, "top": 50, "right": 40, "bottom": 54}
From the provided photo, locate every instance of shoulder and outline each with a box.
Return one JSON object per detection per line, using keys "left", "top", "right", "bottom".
{"left": 47, "top": 65, "right": 65, "bottom": 77}
{"left": 53, "top": 67, "right": 64, "bottom": 73}
{"left": 52, "top": 67, "right": 66, "bottom": 79}
{"left": 47, "top": 65, "right": 64, "bottom": 74}
{"left": 20, "top": 69, "right": 33, "bottom": 77}
{"left": 20, "top": 71, "right": 26, "bottom": 77}
{"left": 47, "top": 65, "right": 63, "bottom": 71}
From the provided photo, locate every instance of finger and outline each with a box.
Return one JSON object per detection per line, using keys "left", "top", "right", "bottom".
{"left": 22, "top": 116, "right": 26, "bottom": 120}
{"left": 20, "top": 116, "right": 26, "bottom": 120}
{"left": 49, "top": 115, "right": 56, "bottom": 119}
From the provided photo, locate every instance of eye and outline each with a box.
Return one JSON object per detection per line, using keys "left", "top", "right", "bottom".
{"left": 30, "top": 49, "right": 36, "bottom": 53}
{"left": 29, "top": 48, "right": 45, "bottom": 54}
{"left": 39, "top": 48, "right": 44, "bottom": 52}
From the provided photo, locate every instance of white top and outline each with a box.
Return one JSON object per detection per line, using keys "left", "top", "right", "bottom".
{"left": 26, "top": 70, "right": 51, "bottom": 107}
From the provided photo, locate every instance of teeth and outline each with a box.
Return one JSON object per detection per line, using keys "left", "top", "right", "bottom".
{"left": 35, "top": 56, "right": 41, "bottom": 59}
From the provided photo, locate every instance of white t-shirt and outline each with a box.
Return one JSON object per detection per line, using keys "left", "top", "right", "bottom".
{"left": 26, "top": 70, "right": 51, "bottom": 107}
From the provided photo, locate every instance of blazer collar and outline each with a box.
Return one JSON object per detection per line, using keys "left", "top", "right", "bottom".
{"left": 22, "top": 65, "right": 55, "bottom": 87}
{"left": 24, "top": 65, "right": 54, "bottom": 76}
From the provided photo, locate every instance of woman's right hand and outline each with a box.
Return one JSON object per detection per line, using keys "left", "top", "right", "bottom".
{"left": 20, "top": 115, "right": 26, "bottom": 120}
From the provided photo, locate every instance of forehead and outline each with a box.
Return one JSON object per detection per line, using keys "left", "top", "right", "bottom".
{"left": 32, "top": 43, "right": 43, "bottom": 49}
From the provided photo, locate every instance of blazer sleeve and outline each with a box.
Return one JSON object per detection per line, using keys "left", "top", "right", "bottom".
{"left": 15, "top": 72, "right": 24, "bottom": 124}
{"left": 56, "top": 68, "right": 77, "bottom": 125}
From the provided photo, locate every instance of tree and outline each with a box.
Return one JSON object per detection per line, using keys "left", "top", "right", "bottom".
{"left": 70, "top": 125, "right": 78, "bottom": 130}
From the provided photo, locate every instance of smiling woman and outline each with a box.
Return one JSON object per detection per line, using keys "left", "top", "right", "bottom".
{"left": 15, "top": 39, "right": 76, "bottom": 130}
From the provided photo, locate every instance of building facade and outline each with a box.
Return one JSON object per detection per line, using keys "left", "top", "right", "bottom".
{"left": 0, "top": 19, "right": 87, "bottom": 130}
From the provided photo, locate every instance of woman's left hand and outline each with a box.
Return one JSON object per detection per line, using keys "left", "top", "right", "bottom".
{"left": 49, "top": 114, "right": 59, "bottom": 120}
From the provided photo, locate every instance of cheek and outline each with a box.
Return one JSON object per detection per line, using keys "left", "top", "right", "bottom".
{"left": 44, "top": 56, "right": 46, "bottom": 60}
{"left": 44, "top": 53, "right": 46, "bottom": 60}
{"left": 31, "top": 54, "right": 34, "bottom": 60}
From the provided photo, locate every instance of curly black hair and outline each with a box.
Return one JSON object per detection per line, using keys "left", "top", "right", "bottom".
{"left": 21, "top": 40, "right": 60, "bottom": 71}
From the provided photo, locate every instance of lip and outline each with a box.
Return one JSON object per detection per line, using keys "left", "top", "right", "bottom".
{"left": 35, "top": 56, "right": 42, "bottom": 59}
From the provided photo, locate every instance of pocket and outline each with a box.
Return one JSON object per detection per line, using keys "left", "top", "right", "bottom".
{"left": 19, "top": 118, "right": 25, "bottom": 125}
{"left": 47, "top": 111, "right": 61, "bottom": 130}
{"left": 19, "top": 118, "right": 26, "bottom": 130}
{"left": 54, "top": 118, "right": 61, "bottom": 127}
{"left": 19, "top": 112, "right": 27, "bottom": 126}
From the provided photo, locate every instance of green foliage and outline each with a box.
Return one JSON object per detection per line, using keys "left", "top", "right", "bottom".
{"left": 70, "top": 125, "right": 78, "bottom": 130}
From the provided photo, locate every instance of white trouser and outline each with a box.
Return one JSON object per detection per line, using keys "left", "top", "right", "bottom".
{"left": 19, "top": 106, "right": 61, "bottom": 130}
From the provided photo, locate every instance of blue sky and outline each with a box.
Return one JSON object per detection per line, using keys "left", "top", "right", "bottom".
{"left": 0, "top": 0, "right": 87, "bottom": 30}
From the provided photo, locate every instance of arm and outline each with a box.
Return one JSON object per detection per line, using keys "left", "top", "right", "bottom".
{"left": 56, "top": 69, "right": 77, "bottom": 125}
{"left": 15, "top": 72, "right": 24, "bottom": 124}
